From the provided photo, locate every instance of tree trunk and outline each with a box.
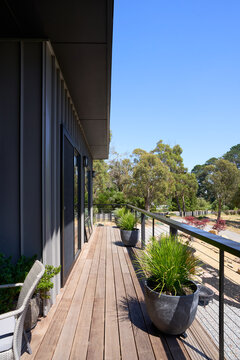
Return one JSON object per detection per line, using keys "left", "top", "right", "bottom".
{"left": 217, "top": 199, "right": 222, "bottom": 221}
{"left": 182, "top": 195, "right": 186, "bottom": 213}
{"left": 176, "top": 195, "right": 182, "bottom": 214}
{"left": 145, "top": 198, "right": 150, "bottom": 211}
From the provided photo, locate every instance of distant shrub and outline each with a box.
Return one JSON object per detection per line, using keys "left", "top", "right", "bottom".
{"left": 212, "top": 219, "right": 226, "bottom": 233}
{"left": 184, "top": 216, "right": 209, "bottom": 230}
{"left": 196, "top": 197, "right": 211, "bottom": 210}
{"left": 184, "top": 216, "right": 196, "bottom": 226}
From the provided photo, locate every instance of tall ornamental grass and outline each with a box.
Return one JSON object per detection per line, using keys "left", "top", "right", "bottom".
{"left": 119, "top": 210, "right": 137, "bottom": 231}
{"left": 136, "top": 235, "right": 199, "bottom": 296}
{"left": 113, "top": 207, "right": 127, "bottom": 225}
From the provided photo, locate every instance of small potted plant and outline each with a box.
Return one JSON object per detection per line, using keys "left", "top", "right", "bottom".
{"left": 37, "top": 265, "right": 61, "bottom": 317}
{"left": 136, "top": 235, "right": 200, "bottom": 335}
{"left": 119, "top": 210, "right": 139, "bottom": 247}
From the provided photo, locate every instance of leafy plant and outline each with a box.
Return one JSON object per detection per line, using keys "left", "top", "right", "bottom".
{"left": 135, "top": 235, "right": 199, "bottom": 296}
{"left": 119, "top": 210, "right": 137, "bottom": 231}
{"left": 113, "top": 207, "right": 127, "bottom": 225}
{"left": 184, "top": 216, "right": 209, "bottom": 229}
{"left": 113, "top": 207, "right": 127, "bottom": 218}
{"left": 0, "top": 253, "right": 37, "bottom": 314}
{"left": 212, "top": 219, "right": 226, "bottom": 233}
{"left": 37, "top": 265, "right": 61, "bottom": 299}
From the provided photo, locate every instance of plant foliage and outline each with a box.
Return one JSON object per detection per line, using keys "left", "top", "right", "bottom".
{"left": 135, "top": 236, "right": 199, "bottom": 296}
{"left": 212, "top": 219, "right": 226, "bottom": 233}
{"left": 0, "top": 253, "right": 37, "bottom": 313}
{"left": 119, "top": 210, "right": 137, "bottom": 231}
{"left": 184, "top": 216, "right": 209, "bottom": 229}
{"left": 37, "top": 265, "right": 61, "bottom": 299}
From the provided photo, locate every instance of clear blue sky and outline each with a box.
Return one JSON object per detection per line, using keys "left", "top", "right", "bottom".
{"left": 110, "top": 0, "right": 240, "bottom": 171}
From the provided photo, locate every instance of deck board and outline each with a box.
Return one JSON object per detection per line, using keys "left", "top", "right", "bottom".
{"left": 23, "top": 225, "right": 219, "bottom": 360}
{"left": 104, "top": 227, "right": 121, "bottom": 360}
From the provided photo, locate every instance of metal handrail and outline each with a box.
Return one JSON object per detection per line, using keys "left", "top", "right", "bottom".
{"left": 127, "top": 204, "right": 240, "bottom": 257}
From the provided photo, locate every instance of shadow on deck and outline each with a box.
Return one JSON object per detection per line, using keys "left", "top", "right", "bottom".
{"left": 22, "top": 226, "right": 219, "bottom": 360}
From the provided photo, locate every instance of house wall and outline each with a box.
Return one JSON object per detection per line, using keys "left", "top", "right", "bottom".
{"left": 0, "top": 40, "right": 93, "bottom": 303}
{"left": 0, "top": 41, "right": 42, "bottom": 262}
{"left": 43, "top": 42, "right": 93, "bottom": 299}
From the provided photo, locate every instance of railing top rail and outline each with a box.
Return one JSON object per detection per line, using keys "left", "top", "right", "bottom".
{"left": 93, "top": 203, "right": 125, "bottom": 206}
{"left": 127, "top": 204, "right": 240, "bottom": 258}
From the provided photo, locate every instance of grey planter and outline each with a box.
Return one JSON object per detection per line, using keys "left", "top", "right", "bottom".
{"left": 24, "top": 294, "right": 41, "bottom": 331}
{"left": 198, "top": 285, "right": 214, "bottom": 306}
{"left": 120, "top": 228, "right": 139, "bottom": 247}
{"left": 144, "top": 280, "right": 199, "bottom": 335}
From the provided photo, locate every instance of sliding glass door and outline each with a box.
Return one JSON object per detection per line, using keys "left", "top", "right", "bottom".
{"left": 62, "top": 128, "right": 81, "bottom": 284}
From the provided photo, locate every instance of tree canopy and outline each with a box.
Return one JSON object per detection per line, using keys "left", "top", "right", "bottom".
{"left": 204, "top": 159, "right": 240, "bottom": 219}
{"left": 129, "top": 150, "right": 174, "bottom": 211}
{"left": 92, "top": 140, "right": 240, "bottom": 214}
{"left": 223, "top": 144, "right": 240, "bottom": 169}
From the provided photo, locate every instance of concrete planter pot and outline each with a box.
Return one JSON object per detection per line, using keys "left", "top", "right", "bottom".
{"left": 120, "top": 228, "right": 139, "bottom": 247}
{"left": 144, "top": 280, "right": 199, "bottom": 335}
{"left": 24, "top": 294, "right": 41, "bottom": 331}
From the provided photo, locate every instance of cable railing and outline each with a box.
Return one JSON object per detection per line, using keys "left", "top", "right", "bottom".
{"left": 93, "top": 203, "right": 240, "bottom": 359}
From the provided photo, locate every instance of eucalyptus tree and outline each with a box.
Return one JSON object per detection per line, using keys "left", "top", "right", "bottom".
{"left": 130, "top": 149, "right": 174, "bottom": 211}
{"left": 92, "top": 160, "right": 111, "bottom": 201}
{"left": 205, "top": 159, "right": 240, "bottom": 220}
{"left": 223, "top": 144, "right": 240, "bottom": 169}
{"left": 191, "top": 157, "right": 218, "bottom": 202}
{"left": 108, "top": 152, "right": 132, "bottom": 193}
{"left": 153, "top": 140, "right": 198, "bottom": 213}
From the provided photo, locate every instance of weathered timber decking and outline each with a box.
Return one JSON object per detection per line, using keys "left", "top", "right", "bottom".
{"left": 22, "top": 226, "right": 219, "bottom": 360}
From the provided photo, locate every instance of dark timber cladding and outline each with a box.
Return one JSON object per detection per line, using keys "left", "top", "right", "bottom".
{"left": 0, "top": 40, "right": 94, "bottom": 299}
{"left": 0, "top": 42, "right": 42, "bottom": 262}
{"left": 0, "top": 0, "right": 113, "bottom": 302}
{"left": 0, "top": 0, "right": 113, "bottom": 159}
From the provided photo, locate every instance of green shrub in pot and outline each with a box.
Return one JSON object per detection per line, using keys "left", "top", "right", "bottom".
{"left": 119, "top": 210, "right": 139, "bottom": 246}
{"left": 135, "top": 235, "right": 200, "bottom": 335}
{"left": 113, "top": 207, "right": 127, "bottom": 226}
{"left": 119, "top": 210, "right": 137, "bottom": 231}
{"left": 37, "top": 265, "right": 61, "bottom": 317}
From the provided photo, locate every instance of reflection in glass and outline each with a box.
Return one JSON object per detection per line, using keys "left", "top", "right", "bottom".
{"left": 84, "top": 169, "right": 89, "bottom": 219}
{"left": 84, "top": 169, "right": 91, "bottom": 242}
{"left": 74, "top": 151, "right": 79, "bottom": 255}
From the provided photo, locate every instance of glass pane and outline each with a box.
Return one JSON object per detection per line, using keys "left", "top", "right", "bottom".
{"left": 84, "top": 168, "right": 89, "bottom": 219}
{"left": 74, "top": 150, "right": 79, "bottom": 255}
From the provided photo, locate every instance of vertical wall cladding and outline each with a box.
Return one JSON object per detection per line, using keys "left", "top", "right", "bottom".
{"left": 0, "top": 42, "right": 20, "bottom": 262}
{"left": 42, "top": 43, "right": 93, "bottom": 297}
{"left": 21, "top": 42, "right": 42, "bottom": 259}
{"left": 56, "top": 46, "right": 93, "bottom": 251}
{"left": 42, "top": 43, "right": 60, "bottom": 301}
{"left": 0, "top": 41, "right": 43, "bottom": 262}
{"left": 0, "top": 40, "right": 92, "bottom": 298}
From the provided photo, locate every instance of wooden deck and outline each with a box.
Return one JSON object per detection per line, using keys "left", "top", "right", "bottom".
{"left": 22, "top": 226, "right": 219, "bottom": 360}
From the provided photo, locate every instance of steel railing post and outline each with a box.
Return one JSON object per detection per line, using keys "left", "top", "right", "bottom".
{"left": 170, "top": 226, "right": 178, "bottom": 238}
{"left": 219, "top": 250, "right": 224, "bottom": 360}
{"left": 141, "top": 213, "right": 145, "bottom": 249}
{"left": 152, "top": 218, "right": 155, "bottom": 238}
